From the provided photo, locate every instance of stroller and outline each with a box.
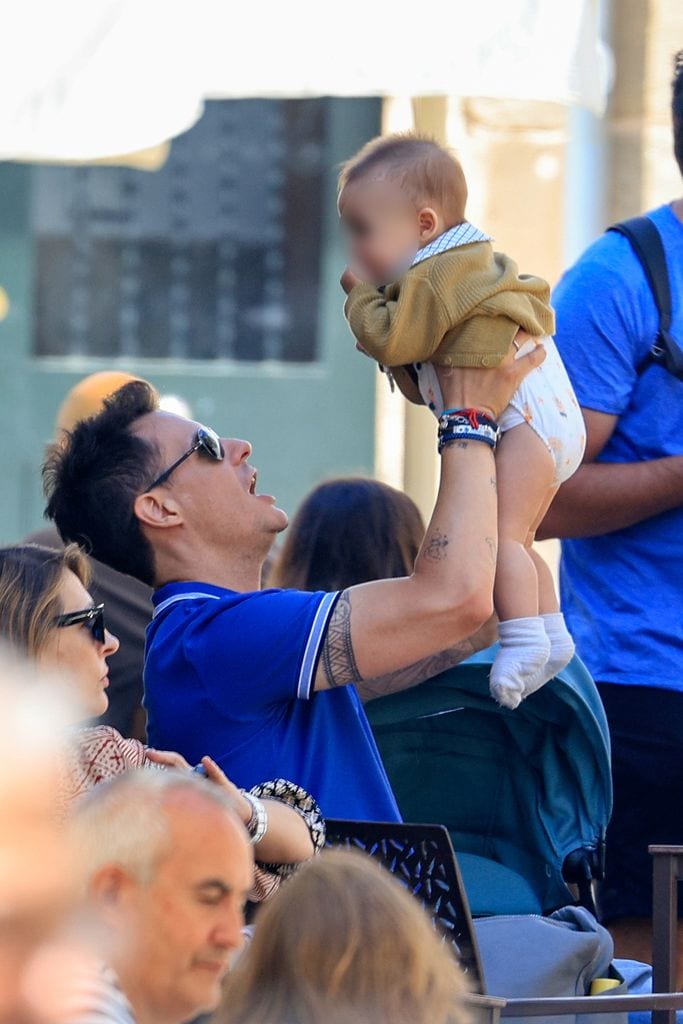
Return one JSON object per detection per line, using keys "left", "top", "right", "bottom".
{"left": 365, "top": 649, "right": 612, "bottom": 918}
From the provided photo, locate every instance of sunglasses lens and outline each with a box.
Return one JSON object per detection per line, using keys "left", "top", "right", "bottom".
{"left": 89, "top": 609, "right": 106, "bottom": 644}
{"left": 198, "top": 428, "right": 224, "bottom": 461}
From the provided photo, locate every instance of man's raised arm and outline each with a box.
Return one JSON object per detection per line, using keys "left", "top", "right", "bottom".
{"left": 314, "top": 341, "right": 545, "bottom": 692}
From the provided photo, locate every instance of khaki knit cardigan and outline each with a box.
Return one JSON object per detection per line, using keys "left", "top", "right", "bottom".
{"left": 344, "top": 241, "right": 555, "bottom": 372}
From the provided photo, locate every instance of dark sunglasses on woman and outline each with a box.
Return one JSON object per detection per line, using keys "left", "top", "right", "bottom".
{"left": 53, "top": 603, "right": 106, "bottom": 644}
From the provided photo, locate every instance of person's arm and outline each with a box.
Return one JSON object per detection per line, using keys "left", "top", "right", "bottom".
{"left": 247, "top": 796, "right": 314, "bottom": 864}
{"left": 357, "top": 615, "right": 497, "bottom": 702}
{"left": 541, "top": 229, "right": 683, "bottom": 540}
{"left": 146, "top": 752, "right": 315, "bottom": 863}
{"left": 538, "top": 407, "right": 683, "bottom": 539}
{"left": 314, "top": 341, "right": 545, "bottom": 692}
{"left": 343, "top": 270, "right": 452, "bottom": 366}
{"left": 199, "top": 757, "right": 314, "bottom": 864}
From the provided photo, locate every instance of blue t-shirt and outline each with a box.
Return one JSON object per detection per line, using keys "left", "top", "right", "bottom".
{"left": 553, "top": 203, "right": 683, "bottom": 690}
{"left": 144, "top": 582, "right": 401, "bottom": 821}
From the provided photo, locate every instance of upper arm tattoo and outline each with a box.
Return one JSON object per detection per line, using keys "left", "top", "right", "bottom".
{"left": 321, "top": 590, "right": 362, "bottom": 689}
{"left": 423, "top": 528, "right": 450, "bottom": 562}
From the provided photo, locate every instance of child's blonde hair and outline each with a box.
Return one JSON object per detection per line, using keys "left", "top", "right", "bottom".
{"left": 338, "top": 132, "right": 468, "bottom": 225}
{"left": 221, "top": 848, "right": 470, "bottom": 1024}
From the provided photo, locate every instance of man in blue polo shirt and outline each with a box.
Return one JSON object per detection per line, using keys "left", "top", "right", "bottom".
{"left": 43, "top": 343, "right": 542, "bottom": 822}
{"left": 540, "top": 51, "right": 683, "bottom": 970}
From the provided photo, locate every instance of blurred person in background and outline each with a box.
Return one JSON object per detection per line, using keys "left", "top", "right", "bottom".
{"left": 66, "top": 771, "right": 253, "bottom": 1024}
{"left": 0, "top": 655, "right": 83, "bottom": 1024}
{"left": 25, "top": 370, "right": 154, "bottom": 740}
{"left": 269, "top": 477, "right": 425, "bottom": 592}
{"left": 220, "top": 848, "right": 470, "bottom": 1024}
{"left": 540, "top": 50, "right": 683, "bottom": 969}
{"left": 0, "top": 543, "right": 323, "bottom": 898}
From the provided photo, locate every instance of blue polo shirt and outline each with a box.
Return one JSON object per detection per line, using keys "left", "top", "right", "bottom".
{"left": 553, "top": 203, "right": 683, "bottom": 691}
{"left": 144, "top": 582, "right": 401, "bottom": 820}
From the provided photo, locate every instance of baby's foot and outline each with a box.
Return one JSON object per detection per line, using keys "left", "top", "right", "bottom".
{"left": 489, "top": 616, "right": 551, "bottom": 709}
{"left": 489, "top": 673, "right": 525, "bottom": 710}
{"left": 531, "top": 612, "right": 576, "bottom": 691}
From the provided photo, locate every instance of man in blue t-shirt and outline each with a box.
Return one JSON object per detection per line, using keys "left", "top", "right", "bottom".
{"left": 541, "top": 50, "right": 683, "bottom": 970}
{"left": 42, "top": 343, "right": 542, "bottom": 822}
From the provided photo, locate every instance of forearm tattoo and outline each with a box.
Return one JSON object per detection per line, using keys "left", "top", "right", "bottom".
{"left": 357, "top": 641, "right": 474, "bottom": 702}
{"left": 322, "top": 590, "right": 362, "bottom": 688}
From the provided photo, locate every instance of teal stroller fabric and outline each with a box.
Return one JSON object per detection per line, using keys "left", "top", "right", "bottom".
{"left": 365, "top": 650, "right": 612, "bottom": 917}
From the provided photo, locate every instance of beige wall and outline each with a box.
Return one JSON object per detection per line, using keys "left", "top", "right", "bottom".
{"left": 610, "top": 0, "right": 682, "bottom": 217}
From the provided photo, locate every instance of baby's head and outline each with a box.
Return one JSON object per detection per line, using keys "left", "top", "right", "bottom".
{"left": 338, "top": 133, "right": 468, "bottom": 285}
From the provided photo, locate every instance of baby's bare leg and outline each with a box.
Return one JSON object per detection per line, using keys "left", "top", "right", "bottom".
{"left": 527, "top": 487, "right": 560, "bottom": 614}
{"left": 490, "top": 424, "right": 555, "bottom": 709}
{"left": 494, "top": 424, "right": 556, "bottom": 620}
{"left": 530, "top": 547, "right": 559, "bottom": 614}
{"left": 526, "top": 489, "right": 576, "bottom": 686}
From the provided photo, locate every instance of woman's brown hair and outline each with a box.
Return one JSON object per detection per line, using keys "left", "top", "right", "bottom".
{"left": 269, "top": 478, "right": 425, "bottom": 592}
{"left": 220, "top": 849, "right": 470, "bottom": 1024}
{"left": 0, "top": 544, "right": 91, "bottom": 657}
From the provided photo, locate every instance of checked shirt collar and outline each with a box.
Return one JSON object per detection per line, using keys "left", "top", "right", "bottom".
{"left": 411, "top": 222, "right": 492, "bottom": 267}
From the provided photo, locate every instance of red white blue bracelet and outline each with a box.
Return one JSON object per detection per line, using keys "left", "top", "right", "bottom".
{"left": 438, "top": 408, "right": 500, "bottom": 453}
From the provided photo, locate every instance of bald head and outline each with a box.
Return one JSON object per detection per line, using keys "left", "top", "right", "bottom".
{"left": 56, "top": 371, "right": 156, "bottom": 436}
{"left": 44, "top": 380, "right": 162, "bottom": 585}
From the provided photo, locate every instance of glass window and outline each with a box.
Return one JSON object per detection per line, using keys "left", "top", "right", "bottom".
{"left": 32, "top": 99, "right": 328, "bottom": 362}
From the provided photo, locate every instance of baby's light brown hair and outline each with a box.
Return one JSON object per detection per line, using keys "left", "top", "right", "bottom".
{"left": 338, "top": 132, "right": 468, "bottom": 226}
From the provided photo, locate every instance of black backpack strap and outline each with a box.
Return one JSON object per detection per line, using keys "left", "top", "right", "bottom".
{"left": 608, "top": 216, "right": 683, "bottom": 379}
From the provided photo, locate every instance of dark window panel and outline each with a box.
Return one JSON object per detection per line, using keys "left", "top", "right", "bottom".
{"left": 31, "top": 99, "right": 326, "bottom": 363}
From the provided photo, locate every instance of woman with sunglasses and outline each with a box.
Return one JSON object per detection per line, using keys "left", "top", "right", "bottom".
{"left": 0, "top": 543, "right": 324, "bottom": 900}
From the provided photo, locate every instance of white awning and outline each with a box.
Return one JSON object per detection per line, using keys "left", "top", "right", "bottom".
{"left": 0, "top": 0, "right": 610, "bottom": 162}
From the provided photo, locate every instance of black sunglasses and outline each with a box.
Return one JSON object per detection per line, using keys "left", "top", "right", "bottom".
{"left": 147, "top": 427, "right": 224, "bottom": 491}
{"left": 53, "top": 603, "right": 106, "bottom": 644}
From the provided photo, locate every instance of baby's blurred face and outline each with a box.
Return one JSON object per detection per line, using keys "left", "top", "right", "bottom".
{"left": 339, "top": 178, "right": 423, "bottom": 286}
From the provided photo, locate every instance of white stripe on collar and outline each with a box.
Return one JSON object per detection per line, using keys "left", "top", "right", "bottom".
{"left": 412, "top": 223, "right": 492, "bottom": 266}
{"left": 153, "top": 591, "right": 221, "bottom": 619}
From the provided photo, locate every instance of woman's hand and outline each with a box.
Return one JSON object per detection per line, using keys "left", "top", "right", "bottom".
{"left": 196, "top": 755, "right": 253, "bottom": 824}
{"left": 435, "top": 331, "right": 545, "bottom": 421}
{"left": 145, "top": 751, "right": 254, "bottom": 824}
{"left": 145, "top": 748, "right": 192, "bottom": 771}
{"left": 195, "top": 756, "right": 316, "bottom": 864}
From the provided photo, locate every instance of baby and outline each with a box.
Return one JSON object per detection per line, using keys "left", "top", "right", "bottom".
{"left": 338, "top": 133, "right": 586, "bottom": 710}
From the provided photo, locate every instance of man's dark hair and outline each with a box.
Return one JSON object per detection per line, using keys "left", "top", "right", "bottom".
{"left": 43, "top": 381, "right": 161, "bottom": 586}
{"left": 673, "top": 50, "right": 683, "bottom": 176}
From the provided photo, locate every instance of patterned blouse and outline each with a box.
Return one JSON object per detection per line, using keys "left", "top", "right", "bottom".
{"left": 59, "top": 725, "right": 325, "bottom": 902}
